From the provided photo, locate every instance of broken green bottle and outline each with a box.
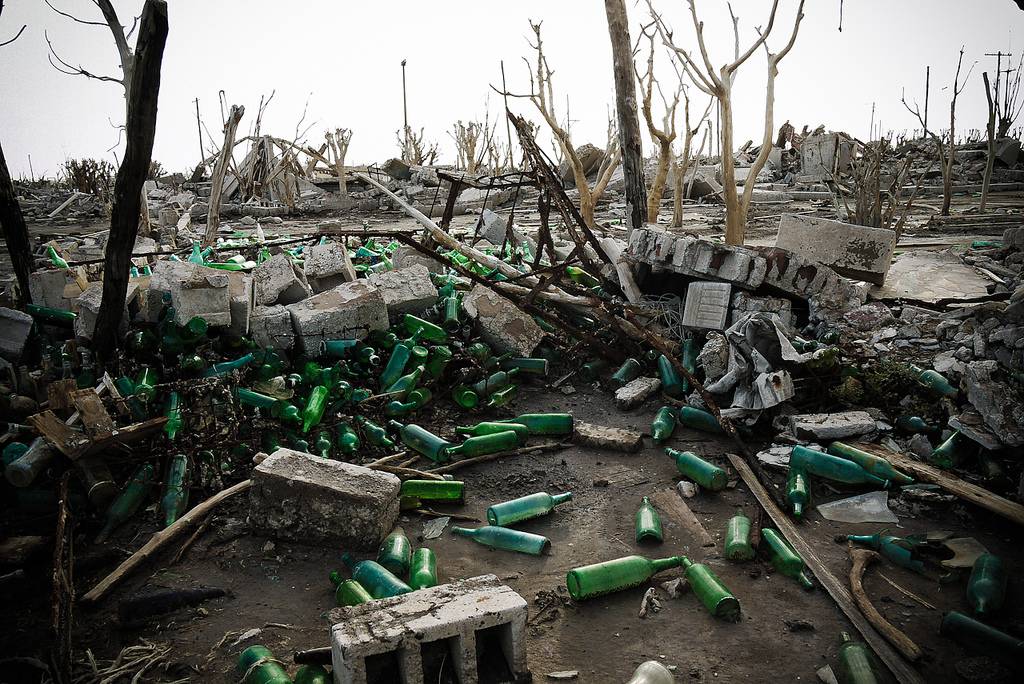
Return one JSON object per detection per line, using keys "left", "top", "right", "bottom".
{"left": 665, "top": 448, "right": 727, "bottom": 491}
{"left": 790, "top": 445, "right": 889, "bottom": 488}
{"left": 635, "top": 496, "right": 663, "bottom": 543}
{"left": 846, "top": 533, "right": 925, "bottom": 573}
{"left": 471, "top": 369, "right": 519, "bottom": 397}
{"left": 409, "top": 548, "right": 437, "bottom": 589}
{"left": 940, "top": 611, "right": 1024, "bottom": 668}
{"left": 761, "top": 528, "right": 813, "bottom": 589}
{"left": 724, "top": 513, "right": 755, "bottom": 561}
{"left": 930, "top": 431, "right": 975, "bottom": 469}
{"left": 377, "top": 527, "right": 412, "bottom": 577}
{"left": 566, "top": 555, "right": 685, "bottom": 600}
{"left": 452, "top": 525, "right": 551, "bottom": 555}
{"left": 333, "top": 578, "right": 373, "bottom": 607}
{"left": 293, "top": 665, "right": 330, "bottom": 684}
{"left": 356, "top": 416, "right": 395, "bottom": 448}
{"left": 487, "top": 491, "right": 573, "bottom": 526}
{"left": 424, "top": 345, "right": 453, "bottom": 380}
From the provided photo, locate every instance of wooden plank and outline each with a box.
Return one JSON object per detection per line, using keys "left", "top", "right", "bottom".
{"left": 71, "top": 390, "right": 114, "bottom": 435}
{"left": 76, "top": 417, "right": 167, "bottom": 459}
{"left": 727, "top": 453, "right": 926, "bottom": 684}
{"left": 649, "top": 488, "right": 715, "bottom": 548}
{"left": 47, "top": 379, "right": 80, "bottom": 412}
{"left": 28, "top": 411, "right": 89, "bottom": 457}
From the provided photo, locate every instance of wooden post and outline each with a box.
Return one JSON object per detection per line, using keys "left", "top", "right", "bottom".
{"left": 0, "top": 141, "right": 34, "bottom": 306}
{"left": 604, "top": 0, "right": 647, "bottom": 234}
{"left": 923, "top": 66, "right": 930, "bottom": 134}
{"left": 92, "top": 0, "right": 168, "bottom": 362}
{"left": 205, "top": 104, "right": 243, "bottom": 246}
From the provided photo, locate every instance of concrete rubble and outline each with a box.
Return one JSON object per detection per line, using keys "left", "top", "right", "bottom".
{"left": 367, "top": 265, "right": 439, "bottom": 320}
{"left": 287, "top": 280, "right": 389, "bottom": 354}
{"left": 462, "top": 284, "right": 545, "bottom": 356}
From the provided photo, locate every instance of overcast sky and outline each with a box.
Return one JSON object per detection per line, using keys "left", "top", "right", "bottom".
{"left": 1, "top": 0, "right": 1020, "bottom": 180}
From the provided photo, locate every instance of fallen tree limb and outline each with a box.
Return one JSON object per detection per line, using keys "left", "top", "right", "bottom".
{"left": 81, "top": 479, "right": 252, "bottom": 604}
{"left": 849, "top": 547, "right": 923, "bottom": 662}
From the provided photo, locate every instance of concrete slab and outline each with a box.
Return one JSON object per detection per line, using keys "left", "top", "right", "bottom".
{"left": 775, "top": 214, "right": 896, "bottom": 285}
{"left": 253, "top": 253, "right": 312, "bottom": 306}
{"left": 249, "top": 305, "right": 295, "bottom": 351}
{"left": 869, "top": 251, "right": 992, "bottom": 304}
{"left": 226, "top": 271, "right": 254, "bottom": 335}
{"left": 367, "top": 265, "right": 439, "bottom": 321}
{"left": 463, "top": 284, "right": 545, "bottom": 356}
{"left": 304, "top": 242, "right": 357, "bottom": 293}
{"left": 286, "top": 280, "right": 389, "bottom": 355}
{"left": 157, "top": 262, "right": 232, "bottom": 327}
{"left": 29, "top": 268, "right": 85, "bottom": 310}
{"left": 789, "top": 410, "right": 876, "bottom": 440}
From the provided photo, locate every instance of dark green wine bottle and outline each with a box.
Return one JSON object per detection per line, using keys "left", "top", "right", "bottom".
{"left": 388, "top": 420, "right": 451, "bottom": 462}
{"left": 966, "top": 553, "right": 1006, "bottom": 616}
{"left": 940, "top": 611, "right": 1024, "bottom": 668}
{"left": 650, "top": 406, "right": 677, "bottom": 443}
{"left": 487, "top": 491, "right": 572, "bottom": 526}
{"left": 681, "top": 557, "right": 741, "bottom": 621}
{"left": 930, "top": 431, "right": 975, "bottom": 469}
{"left": 409, "top": 548, "right": 437, "bottom": 589}
{"left": 837, "top": 633, "right": 880, "bottom": 684}
{"left": 827, "top": 442, "right": 914, "bottom": 486}
{"left": 451, "top": 386, "right": 479, "bottom": 409}
{"left": 665, "top": 448, "right": 727, "bottom": 491}
{"left": 790, "top": 446, "right": 889, "bottom": 488}
{"left": 456, "top": 421, "right": 529, "bottom": 442}
{"left": 424, "top": 345, "right": 453, "bottom": 380}
{"left": 163, "top": 392, "right": 182, "bottom": 441}
{"left": 500, "top": 357, "right": 549, "bottom": 376}
{"left": 497, "top": 413, "right": 573, "bottom": 435}
{"left": 786, "top": 467, "right": 810, "bottom": 519}
{"left": 341, "top": 553, "right": 412, "bottom": 598}
{"left": 334, "top": 578, "right": 373, "bottom": 606}
{"left": 676, "top": 406, "right": 723, "bottom": 434}
{"left": 724, "top": 513, "right": 755, "bottom": 561}
{"left": 386, "top": 365, "right": 424, "bottom": 400}
{"left": 610, "top": 358, "right": 642, "bottom": 388}
{"left": 567, "top": 555, "right": 685, "bottom": 600}
{"left": 379, "top": 343, "right": 412, "bottom": 389}
{"left": 402, "top": 314, "right": 447, "bottom": 341}
{"left": 444, "top": 430, "right": 520, "bottom": 459}
{"left": 907, "top": 363, "right": 957, "bottom": 398}
{"left": 237, "top": 645, "right": 291, "bottom": 684}
{"left": 452, "top": 525, "right": 550, "bottom": 555}
{"left": 400, "top": 479, "right": 464, "bottom": 504}
{"left": 635, "top": 496, "right": 663, "bottom": 543}
{"left": 161, "top": 454, "right": 189, "bottom": 528}
{"left": 847, "top": 533, "right": 925, "bottom": 573}
{"left": 471, "top": 369, "right": 519, "bottom": 397}
{"left": 96, "top": 463, "right": 155, "bottom": 542}
{"left": 294, "top": 665, "right": 331, "bottom": 684}
{"left": 761, "top": 528, "right": 813, "bottom": 589}
{"left": 302, "top": 385, "right": 329, "bottom": 433}
{"left": 377, "top": 527, "right": 412, "bottom": 578}
{"left": 657, "top": 355, "right": 685, "bottom": 398}
{"left": 356, "top": 416, "right": 395, "bottom": 448}
{"left": 578, "top": 358, "right": 609, "bottom": 382}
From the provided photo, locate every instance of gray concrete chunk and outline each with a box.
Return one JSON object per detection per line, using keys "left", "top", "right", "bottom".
{"left": 0, "top": 307, "right": 33, "bottom": 361}
{"left": 286, "top": 280, "right": 389, "bottom": 355}
{"left": 573, "top": 421, "right": 643, "bottom": 453}
{"left": 250, "top": 305, "right": 295, "bottom": 351}
{"left": 304, "top": 241, "right": 356, "bottom": 293}
{"left": 776, "top": 214, "right": 897, "bottom": 285}
{"left": 789, "top": 410, "right": 876, "bottom": 440}
{"left": 462, "top": 284, "right": 545, "bottom": 356}
{"left": 615, "top": 376, "right": 661, "bottom": 410}
{"left": 161, "top": 262, "right": 232, "bottom": 327}
{"left": 29, "top": 268, "right": 85, "bottom": 310}
{"left": 248, "top": 448, "right": 400, "bottom": 549}
{"left": 367, "top": 265, "right": 439, "bottom": 321}
{"left": 682, "top": 281, "right": 732, "bottom": 330}
{"left": 74, "top": 281, "right": 139, "bottom": 341}
{"left": 253, "top": 253, "right": 312, "bottom": 305}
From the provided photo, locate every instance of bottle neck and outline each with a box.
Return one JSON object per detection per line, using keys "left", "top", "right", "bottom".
{"left": 451, "top": 526, "right": 474, "bottom": 538}
{"left": 551, "top": 492, "right": 573, "bottom": 506}
{"left": 653, "top": 556, "right": 687, "bottom": 573}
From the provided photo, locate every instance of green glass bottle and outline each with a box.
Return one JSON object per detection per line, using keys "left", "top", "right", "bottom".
{"left": 500, "top": 357, "right": 549, "bottom": 376}
{"left": 164, "top": 392, "right": 182, "bottom": 441}
{"left": 486, "top": 385, "right": 518, "bottom": 408}
{"left": 385, "top": 398, "right": 417, "bottom": 417}
{"left": 456, "top": 421, "right": 529, "bottom": 443}
{"left": 471, "top": 369, "right": 519, "bottom": 397}
{"left": 424, "top": 345, "right": 453, "bottom": 380}
{"left": 444, "top": 430, "right": 521, "bottom": 459}
{"left": 497, "top": 413, "right": 573, "bottom": 436}
{"left": 314, "top": 432, "right": 332, "bottom": 458}
{"left": 379, "top": 343, "right": 412, "bottom": 389}
{"left": 452, "top": 525, "right": 550, "bottom": 555}
{"left": 180, "top": 354, "right": 207, "bottom": 373}
{"left": 681, "top": 557, "right": 742, "bottom": 621}
{"left": 357, "top": 417, "right": 395, "bottom": 448}
{"left": 161, "top": 454, "right": 189, "bottom": 528}
{"left": 680, "top": 338, "right": 698, "bottom": 394}
{"left": 26, "top": 304, "right": 76, "bottom": 327}
{"left": 930, "top": 431, "right": 974, "bottom": 469}
{"left": 650, "top": 406, "right": 677, "bottom": 443}
{"left": 377, "top": 527, "right": 413, "bottom": 578}
{"left": 334, "top": 578, "right": 373, "bottom": 607}
{"left": 442, "top": 295, "right": 461, "bottom": 332}
{"left": 847, "top": 533, "right": 925, "bottom": 573}
{"left": 610, "top": 358, "right": 643, "bottom": 388}
{"left": 388, "top": 420, "right": 451, "bottom": 462}
{"left": 907, "top": 363, "right": 958, "bottom": 398}
{"left": 400, "top": 479, "right": 464, "bottom": 504}
{"left": 827, "top": 442, "right": 914, "bottom": 486}
{"left": 336, "top": 424, "right": 360, "bottom": 456}
{"left": 665, "top": 448, "right": 727, "bottom": 491}
{"left": 790, "top": 446, "right": 889, "bottom": 488}
{"left": 452, "top": 386, "right": 479, "bottom": 409}
{"left": 566, "top": 555, "right": 685, "bottom": 600}
{"left": 724, "top": 513, "right": 755, "bottom": 561}
{"left": 96, "top": 463, "right": 155, "bottom": 542}
{"left": 578, "top": 358, "right": 609, "bottom": 382}
{"left": 676, "top": 406, "right": 723, "bottom": 434}
{"left": 940, "top": 611, "right": 1024, "bottom": 667}
{"left": 786, "top": 468, "right": 811, "bottom": 519}
{"left": 761, "top": 528, "right": 813, "bottom": 589}
{"left": 47, "top": 244, "right": 70, "bottom": 269}
{"left": 635, "top": 496, "right": 663, "bottom": 543}
{"left": 341, "top": 553, "right": 412, "bottom": 598}
{"left": 385, "top": 365, "right": 423, "bottom": 400}
{"left": 566, "top": 265, "right": 601, "bottom": 288}
{"left": 134, "top": 367, "right": 158, "bottom": 402}
{"left": 967, "top": 553, "right": 1006, "bottom": 616}
{"left": 294, "top": 664, "right": 331, "bottom": 684}
{"left": 402, "top": 314, "right": 447, "bottom": 341}
{"left": 487, "top": 491, "right": 573, "bottom": 526}
{"left": 837, "top": 633, "right": 880, "bottom": 684}
{"left": 203, "top": 353, "right": 255, "bottom": 377}
{"left": 302, "top": 385, "right": 329, "bottom": 433}
{"left": 409, "top": 548, "right": 438, "bottom": 589}
{"left": 4, "top": 437, "right": 55, "bottom": 488}
{"left": 466, "top": 342, "right": 493, "bottom": 363}
{"left": 237, "top": 645, "right": 291, "bottom": 684}
{"left": 895, "top": 416, "right": 935, "bottom": 434}
{"left": 657, "top": 355, "right": 685, "bottom": 398}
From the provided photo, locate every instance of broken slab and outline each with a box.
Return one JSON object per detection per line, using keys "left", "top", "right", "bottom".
{"left": 153, "top": 262, "right": 232, "bottom": 327}
{"left": 615, "top": 376, "right": 661, "bottom": 411}
{"left": 329, "top": 574, "right": 529, "bottom": 684}
{"left": 462, "top": 284, "right": 545, "bottom": 356}
{"left": 29, "top": 268, "right": 85, "bottom": 310}
{"left": 573, "top": 421, "right": 643, "bottom": 453}
{"left": 478, "top": 209, "right": 537, "bottom": 254}
{"left": 776, "top": 214, "right": 897, "bottom": 285}
{"left": 304, "top": 241, "right": 357, "bottom": 293}
{"left": 730, "top": 292, "right": 795, "bottom": 329}
{"left": 367, "top": 265, "right": 439, "bottom": 321}
{"left": 391, "top": 244, "right": 445, "bottom": 272}
{"left": 249, "top": 305, "right": 295, "bottom": 351}
{"left": 286, "top": 280, "right": 389, "bottom": 355}
{"left": 789, "top": 411, "right": 876, "bottom": 441}
{"left": 962, "top": 360, "right": 1024, "bottom": 447}
{"left": 226, "top": 271, "right": 254, "bottom": 336}
{"left": 0, "top": 307, "right": 33, "bottom": 361}
{"left": 74, "top": 281, "right": 140, "bottom": 341}
{"left": 869, "top": 251, "right": 991, "bottom": 304}
{"left": 682, "top": 281, "right": 732, "bottom": 330}
{"left": 248, "top": 448, "right": 400, "bottom": 549}
{"left": 253, "top": 253, "right": 312, "bottom": 306}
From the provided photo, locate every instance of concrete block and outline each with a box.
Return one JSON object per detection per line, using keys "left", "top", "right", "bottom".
{"left": 248, "top": 448, "right": 400, "bottom": 548}
{"left": 615, "top": 376, "right": 661, "bottom": 410}
{"left": 153, "top": 261, "right": 232, "bottom": 327}
{"left": 74, "top": 281, "right": 140, "bottom": 341}
{"left": 29, "top": 268, "right": 85, "bottom": 310}
{"left": 462, "top": 284, "right": 545, "bottom": 357}
{"left": 286, "top": 280, "right": 389, "bottom": 355}
{"left": 799, "top": 133, "right": 854, "bottom": 180}
{"left": 682, "top": 281, "right": 732, "bottom": 330}
{"left": 226, "top": 272, "right": 254, "bottom": 335}
{"left": 573, "top": 421, "right": 643, "bottom": 453}
{"left": 367, "top": 265, "right": 438, "bottom": 321}
{"left": 789, "top": 410, "right": 875, "bottom": 440}
{"left": 0, "top": 307, "right": 33, "bottom": 361}
{"left": 391, "top": 245, "right": 445, "bottom": 272}
{"left": 478, "top": 209, "right": 537, "bottom": 254}
{"left": 304, "top": 242, "right": 357, "bottom": 293}
{"left": 776, "top": 214, "right": 897, "bottom": 285}
{"left": 250, "top": 305, "right": 295, "bottom": 351}
{"left": 253, "top": 253, "right": 312, "bottom": 306}
{"left": 329, "top": 574, "right": 529, "bottom": 684}
{"left": 730, "top": 291, "right": 795, "bottom": 329}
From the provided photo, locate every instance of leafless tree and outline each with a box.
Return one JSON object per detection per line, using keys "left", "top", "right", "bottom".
{"left": 0, "top": 0, "right": 24, "bottom": 46}
{"left": 449, "top": 120, "right": 491, "bottom": 173}
{"left": 396, "top": 126, "right": 438, "bottom": 165}
{"left": 634, "top": 27, "right": 680, "bottom": 223}
{"left": 648, "top": 0, "right": 806, "bottom": 245}
{"left": 994, "top": 54, "right": 1024, "bottom": 138}
{"left": 902, "top": 47, "right": 974, "bottom": 216}
{"left": 325, "top": 127, "right": 353, "bottom": 195}
{"left": 981, "top": 72, "right": 996, "bottom": 212}
{"left": 671, "top": 90, "right": 713, "bottom": 227}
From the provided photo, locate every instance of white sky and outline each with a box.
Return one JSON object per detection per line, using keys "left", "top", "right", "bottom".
{"left": 1, "top": 0, "right": 1020, "bottom": 180}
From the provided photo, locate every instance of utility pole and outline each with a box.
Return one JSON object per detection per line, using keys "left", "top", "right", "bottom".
{"left": 923, "top": 66, "right": 930, "bottom": 134}
{"left": 194, "top": 98, "right": 203, "bottom": 168}
{"left": 869, "top": 102, "right": 875, "bottom": 141}
{"left": 28, "top": 154, "right": 34, "bottom": 182}
{"left": 401, "top": 59, "right": 409, "bottom": 160}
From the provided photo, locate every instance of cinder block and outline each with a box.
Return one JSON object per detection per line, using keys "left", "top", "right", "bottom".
{"left": 682, "top": 281, "right": 732, "bottom": 330}
{"left": 153, "top": 261, "right": 232, "bottom": 327}
{"left": 304, "top": 242, "right": 356, "bottom": 293}
{"left": 789, "top": 410, "right": 876, "bottom": 440}
{"left": 248, "top": 448, "right": 400, "bottom": 549}
{"left": 367, "top": 265, "right": 439, "bottom": 321}
{"left": 329, "top": 575, "right": 529, "bottom": 684}
{"left": 74, "top": 281, "right": 140, "bottom": 341}
{"left": 730, "top": 291, "right": 795, "bottom": 329}
{"left": 29, "top": 268, "right": 85, "bottom": 310}
{"left": 776, "top": 214, "right": 896, "bottom": 285}
{"left": 462, "top": 284, "right": 545, "bottom": 357}
{"left": 0, "top": 307, "right": 33, "bottom": 361}
{"left": 253, "top": 253, "right": 312, "bottom": 305}
{"left": 250, "top": 305, "right": 295, "bottom": 351}
{"left": 286, "top": 280, "right": 389, "bottom": 355}
{"left": 226, "top": 271, "right": 254, "bottom": 335}
{"left": 615, "top": 376, "right": 661, "bottom": 410}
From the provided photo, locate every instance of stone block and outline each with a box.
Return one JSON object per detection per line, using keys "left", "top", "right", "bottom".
{"left": 304, "top": 242, "right": 357, "bottom": 293}
{"left": 74, "top": 281, "right": 140, "bottom": 341}
{"left": 682, "top": 281, "right": 732, "bottom": 330}
{"left": 248, "top": 448, "right": 400, "bottom": 548}
{"left": 799, "top": 133, "right": 853, "bottom": 180}
{"left": 391, "top": 244, "right": 445, "bottom": 272}
{"left": 462, "top": 284, "right": 545, "bottom": 356}
{"left": 730, "top": 291, "right": 795, "bottom": 329}
{"left": 573, "top": 421, "right": 643, "bottom": 453}
{"left": 329, "top": 574, "right": 529, "bottom": 684}
{"left": 29, "top": 268, "right": 85, "bottom": 310}
{"left": 152, "top": 261, "right": 232, "bottom": 327}
{"left": 615, "top": 376, "right": 661, "bottom": 410}
{"left": 286, "top": 280, "right": 389, "bottom": 355}
{"left": 0, "top": 307, "right": 33, "bottom": 361}
{"left": 789, "top": 410, "right": 876, "bottom": 440}
{"left": 249, "top": 305, "right": 295, "bottom": 351}
{"left": 367, "top": 265, "right": 438, "bottom": 321}
{"left": 226, "top": 271, "right": 254, "bottom": 335}
{"left": 253, "top": 253, "right": 312, "bottom": 306}
{"left": 478, "top": 209, "right": 537, "bottom": 254}
{"left": 962, "top": 360, "right": 1024, "bottom": 447}
{"left": 776, "top": 214, "right": 897, "bottom": 285}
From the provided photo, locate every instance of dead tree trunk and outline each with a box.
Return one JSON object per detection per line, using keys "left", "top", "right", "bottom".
{"left": 0, "top": 141, "right": 33, "bottom": 306}
{"left": 92, "top": 0, "right": 168, "bottom": 363}
{"left": 980, "top": 72, "right": 996, "bottom": 212}
{"left": 205, "top": 105, "right": 243, "bottom": 246}
{"left": 605, "top": 0, "right": 647, "bottom": 233}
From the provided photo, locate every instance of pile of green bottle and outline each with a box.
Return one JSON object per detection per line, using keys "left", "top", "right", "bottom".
{"left": 328, "top": 526, "right": 438, "bottom": 606}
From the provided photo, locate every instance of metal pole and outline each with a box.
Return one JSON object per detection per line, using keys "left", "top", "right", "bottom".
{"left": 28, "top": 154, "right": 34, "bottom": 182}
{"left": 500, "top": 60, "right": 513, "bottom": 168}
{"left": 194, "top": 98, "right": 203, "bottom": 167}
{"left": 923, "top": 66, "right": 930, "bottom": 135}
{"left": 401, "top": 59, "right": 409, "bottom": 160}
{"left": 869, "top": 102, "right": 875, "bottom": 141}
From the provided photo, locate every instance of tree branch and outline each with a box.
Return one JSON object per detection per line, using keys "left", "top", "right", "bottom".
{"left": 45, "top": 30, "right": 123, "bottom": 84}
{"left": 44, "top": 0, "right": 106, "bottom": 27}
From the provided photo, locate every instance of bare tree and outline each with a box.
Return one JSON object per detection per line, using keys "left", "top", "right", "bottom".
{"left": 671, "top": 90, "right": 713, "bottom": 227}
{"left": 449, "top": 120, "right": 488, "bottom": 173}
{"left": 396, "top": 126, "right": 438, "bottom": 165}
{"left": 648, "top": 0, "right": 805, "bottom": 245}
{"left": 634, "top": 28, "right": 680, "bottom": 223}
{"left": 325, "top": 127, "right": 353, "bottom": 195}
{"left": 902, "top": 47, "right": 973, "bottom": 216}
{"left": 205, "top": 105, "right": 244, "bottom": 246}
{"left": 995, "top": 54, "right": 1024, "bottom": 138}
{"left": 981, "top": 72, "right": 997, "bottom": 212}
{"left": 495, "top": 20, "right": 622, "bottom": 227}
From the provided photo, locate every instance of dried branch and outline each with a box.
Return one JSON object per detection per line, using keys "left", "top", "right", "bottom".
{"left": 44, "top": 0, "right": 107, "bottom": 27}
{"left": 45, "top": 30, "right": 122, "bottom": 83}
{"left": 0, "top": 0, "right": 26, "bottom": 47}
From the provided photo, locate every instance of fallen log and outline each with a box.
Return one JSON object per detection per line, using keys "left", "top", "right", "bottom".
{"left": 849, "top": 547, "right": 923, "bottom": 662}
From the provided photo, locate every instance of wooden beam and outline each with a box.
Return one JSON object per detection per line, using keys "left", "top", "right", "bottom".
{"left": 649, "top": 488, "right": 715, "bottom": 548}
